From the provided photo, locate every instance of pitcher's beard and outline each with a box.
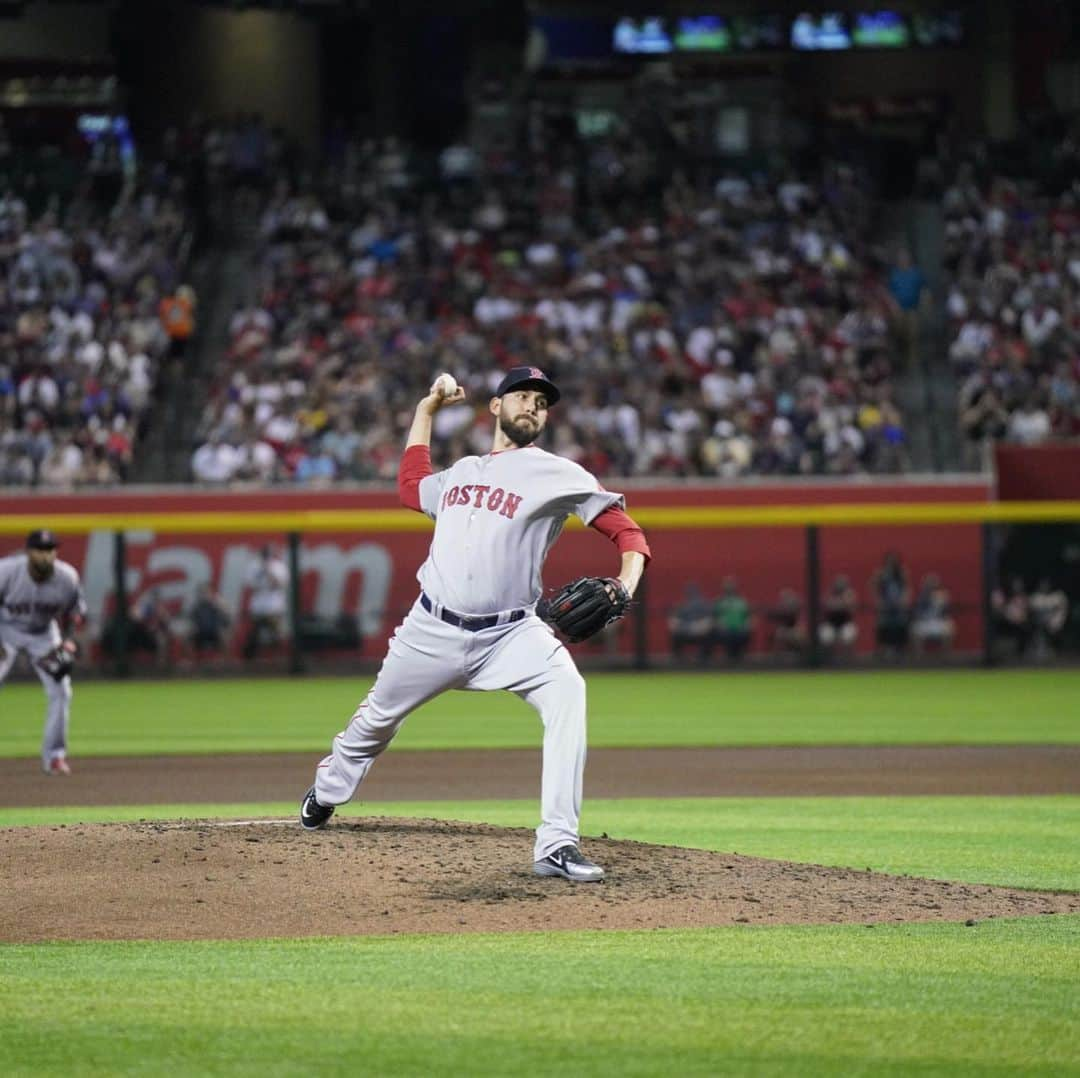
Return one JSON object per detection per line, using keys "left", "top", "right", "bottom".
{"left": 499, "top": 414, "right": 537, "bottom": 448}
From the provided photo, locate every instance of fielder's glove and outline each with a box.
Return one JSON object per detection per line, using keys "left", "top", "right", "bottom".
{"left": 543, "top": 577, "right": 631, "bottom": 643}
{"left": 37, "top": 640, "right": 78, "bottom": 682}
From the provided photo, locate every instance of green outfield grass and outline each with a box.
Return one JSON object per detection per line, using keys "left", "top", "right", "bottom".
{"left": 2, "top": 669, "right": 1079, "bottom": 757}
{"left": 2, "top": 919, "right": 1078, "bottom": 1077}
{"left": 2, "top": 796, "right": 1078, "bottom": 891}
{"left": 4, "top": 669, "right": 1079, "bottom": 1075}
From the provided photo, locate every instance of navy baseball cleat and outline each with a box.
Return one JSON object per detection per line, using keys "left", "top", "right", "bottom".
{"left": 533, "top": 844, "right": 605, "bottom": 882}
{"left": 299, "top": 786, "right": 335, "bottom": 830}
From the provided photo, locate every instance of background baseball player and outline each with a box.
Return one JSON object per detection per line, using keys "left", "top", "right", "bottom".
{"left": 301, "top": 366, "right": 651, "bottom": 881}
{"left": 0, "top": 529, "right": 87, "bottom": 775}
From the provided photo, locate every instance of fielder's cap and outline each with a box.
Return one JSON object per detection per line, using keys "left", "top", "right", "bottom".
{"left": 494, "top": 366, "right": 561, "bottom": 406}
{"left": 26, "top": 528, "right": 59, "bottom": 550}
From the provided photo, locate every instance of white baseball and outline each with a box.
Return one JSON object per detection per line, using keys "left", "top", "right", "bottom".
{"left": 433, "top": 372, "right": 459, "bottom": 398}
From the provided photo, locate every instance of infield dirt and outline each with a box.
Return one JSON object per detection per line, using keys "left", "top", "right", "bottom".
{"left": 2, "top": 745, "right": 1078, "bottom": 942}
{"left": 3, "top": 816, "right": 1079, "bottom": 943}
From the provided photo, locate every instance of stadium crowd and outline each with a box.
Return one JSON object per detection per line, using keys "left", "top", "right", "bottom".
{"left": 0, "top": 131, "right": 196, "bottom": 488}
{"left": 944, "top": 128, "right": 1080, "bottom": 465}
{"left": 190, "top": 129, "right": 910, "bottom": 484}
{"left": 5, "top": 113, "right": 1080, "bottom": 490}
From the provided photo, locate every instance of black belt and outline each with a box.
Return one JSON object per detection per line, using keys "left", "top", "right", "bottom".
{"left": 420, "top": 592, "right": 526, "bottom": 632}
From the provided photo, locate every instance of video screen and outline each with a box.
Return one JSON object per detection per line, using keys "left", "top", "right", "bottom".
{"left": 529, "top": 17, "right": 617, "bottom": 64}
{"left": 852, "top": 11, "right": 910, "bottom": 48}
{"left": 790, "top": 12, "right": 852, "bottom": 50}
{"left": 674, "top": 15, "right": 732, "bottom": 52}
{"left": 612, "top": 16, "right": 672, "bottom": 54}
{"left": 731, "top": 14, "right": 787, "bottom": 51}
{"left": 911, "top": 11, "right": 964, "bottom": 47}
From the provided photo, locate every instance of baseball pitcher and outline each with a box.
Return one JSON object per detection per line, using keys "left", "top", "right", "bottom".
{"left": 300, "top": 366, "right": 652, "bottom": 881}
{"left": 0, "top": 529, "right": 87, "bottom": 774}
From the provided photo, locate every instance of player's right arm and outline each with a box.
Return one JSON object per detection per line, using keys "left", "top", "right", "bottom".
{"left": 399, "top": 381, "right": 467, "bottom": 512}
{"left": 405, "top": 380, "right": 466, "bottom": 450}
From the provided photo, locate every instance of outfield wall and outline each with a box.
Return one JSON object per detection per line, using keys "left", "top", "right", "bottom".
{"left": 1, "top": 479, "right": 992, "bottom": 658}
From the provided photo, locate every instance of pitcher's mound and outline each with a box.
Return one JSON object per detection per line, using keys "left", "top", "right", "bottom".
{"left": 3, "top": 817, "right": 1077, "bottom": 942}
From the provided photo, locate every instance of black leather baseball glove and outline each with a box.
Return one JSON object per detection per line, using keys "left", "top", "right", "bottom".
{"left": 37, "top": 641, "right": 78, "bottom": 682}
{"left": 543, "top": 577, "right": 631, "bottom": 643}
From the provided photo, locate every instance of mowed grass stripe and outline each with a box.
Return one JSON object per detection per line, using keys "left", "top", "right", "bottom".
{"left": 1, "top": 920, "right": 1078, "bottom": 1077}
{"left": 2, "top": 670, "right": 1079, "bottom": 757}
{"left": 2, "top": 796, "right": 1078, "bottom": 891}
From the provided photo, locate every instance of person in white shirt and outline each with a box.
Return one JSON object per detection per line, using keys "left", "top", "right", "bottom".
{"left": 1020, "top": 300, "right": 1061, "bottom": 351}
{"left": 242, "top": 545, "right": 289, "bottom": 660}
{"left": 1007, "top": 397, "right": 1052, "bottom": 445}
{"left": 191, "top": 434, "right": 241, "bottom": 484}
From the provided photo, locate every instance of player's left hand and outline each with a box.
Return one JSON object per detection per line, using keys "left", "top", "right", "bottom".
{"left": 37, "top": 639, "right": 78, "bottom": 682}
{"left": 543, "top": 576, "right": 632, "bottom": 643}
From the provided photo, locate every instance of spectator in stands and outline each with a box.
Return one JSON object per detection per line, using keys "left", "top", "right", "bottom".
{"left": 187, "top": 583, "right": 232, "bottom": 659}
{"left": 191, "top": 432, "right": 240, "bottom": 485}
{"left": 766, "top": 587, "right": 805, "bottom": 656}
{"left": 886, "top": 246, "right": 926, "bottom": 367}
{"left": 105, "top": 416, "right": 134, "bottom": 481}
{"left": 819, "top": 574, "right": 858, "bottom": 658}
{"left": 293, "top": 438, "right": 337, "bottom": 486}
{"left": 714, "top": 577, "right": 752, "bottom": 661}
{"left": 668, "top": 582, "right": 714, "bottom": 665}
{"left": 1007, "top": 395, "right": 1052, "bottom": 446}
{"left": 910, "top": 573, "right": 955, "bottom": 654}
{"left": 38, "top": 436, "right": 84, "bottom": 487}
{"left": 101, "top": 588, "right": 172, "bottom": 668}
{"left": 871, "top": 551, "right": 912, "bottom": 656}
{"left": 960, "top": 385, "right": 1009, "bottom": 469}
{"left": 320, "top": 415, "right": 363, "bottom": 479}
{"left": 991, "top": 576, "right": 1032, "bottom": 657}
{"left": 1020, "top": 290, "right": 1062, "bottom": 358}
{"left": 132, "top": 588, "right": 174, "bottom": 669}
{"left": 243, "top": 545, "right": 289, "bottom": 660}
{"left": 233, "top": 435, "right": 278, "bottom": 484}
{"left": 158, "top": 284, "right": 197, "bottom": 362}
{"left": 1028, "top": 577, "right": 1069, "bottom": 659}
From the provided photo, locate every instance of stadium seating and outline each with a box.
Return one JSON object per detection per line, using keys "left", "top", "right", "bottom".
{"left": 943, "top": 144, "right": 1080, "bottom": 467}
{"left": 0, "top": 144, "right": 195, "bottom": 487}
{"left": 191, "top": 138, "right": 909, "bottom": 483}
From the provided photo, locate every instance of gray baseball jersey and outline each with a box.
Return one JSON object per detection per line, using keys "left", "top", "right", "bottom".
{"left": 0, "top": 554, "right": 87, "bottom": 635}
{"left": 0, "top": 553, "right": 85, "bottom": 771}
{"left": 312, "top": 444, "right": 628, "bottom": 863}
{"left": 416, "top": 446, "right": 623, "bottom": 614}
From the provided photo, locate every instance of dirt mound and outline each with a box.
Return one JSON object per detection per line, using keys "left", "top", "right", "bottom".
{"left": 3, "top": 817, "right": 1076, "bottom": 942}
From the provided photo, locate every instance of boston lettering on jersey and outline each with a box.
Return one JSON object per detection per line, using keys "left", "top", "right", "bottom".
{"left": 3, "top": 600, "right": 63, "bottom": 619}
{"left": 441, "top": 484, "right": 522, "bottom": 518}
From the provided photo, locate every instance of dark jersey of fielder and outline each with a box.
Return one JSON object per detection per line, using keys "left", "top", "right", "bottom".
{"left": 0, "top": 554, "right": 87, "bottom": 634}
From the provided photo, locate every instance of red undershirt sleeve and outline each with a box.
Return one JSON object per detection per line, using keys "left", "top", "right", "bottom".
{"left": 397, "top": 445, "right": 433, "bottom": 512}
{"left": 589, "top": 505, "right": 652, "bottom": 563}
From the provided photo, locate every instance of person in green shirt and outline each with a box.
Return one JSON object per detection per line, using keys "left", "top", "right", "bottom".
{"left": 715, "top": 577, "right": 752, "bottom": 660}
